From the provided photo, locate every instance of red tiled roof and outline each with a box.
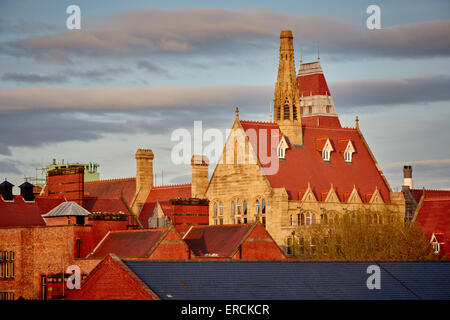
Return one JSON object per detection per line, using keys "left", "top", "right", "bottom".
{"left": 138, "top": 184, "right": 191, "bottom": 227}
{"left": 301, "top": 116, "right": 342, "bottom": 128}
{"left": 183, "top": 224, "right": 253, "bottom": 257}
{"left": 0, "top": 195, "right": 65, "bottom": 227}
{"left": 84, "top": 178, "right": 136, "bottom": 205}
{"left": 415, "top": 191, "right": 450, "bottom": 257}
{"left": 240, "top": 120, "right": 391, "bottom": 202}
{"left": 83, "top": 197, "right": 130, "bottom": 214}
{"left": 297, "top": 73, "right": 330, "bottom": 97}
{"left": 90, "top": 229, "right": 167, "bottom": 258}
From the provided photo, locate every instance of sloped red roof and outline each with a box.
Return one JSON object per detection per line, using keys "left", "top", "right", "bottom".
{"left": 84, "top": 178, "right": 136, "bottom": 205}
{"left": 415, "top": 191, "right": 450, "bottom": 257}
{"left": 240, "top": 120, "right": 391, "bottom": 202}
{"left": 90, "top": 229, "right": 167, "bottom": 258}
{"left": 183, "top": 224, "right": 253, "bottom": 257}
{"left": 0, "top": 195, "right": 65, "bottom": 227}
{"left": 297, "top": 73, "right": 330, "bottom": 97}
{"left": 301, "top": 116, "right": 342, "bottom": 128}
{"left": 83, "top": 197, "right": 130, "bottom": 214}
{"left": 138, "top": 184, "right": 191, "bottom": 227}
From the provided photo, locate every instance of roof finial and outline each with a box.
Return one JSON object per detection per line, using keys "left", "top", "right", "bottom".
{"left": 355, "top": 116, "right": 359, "bottom": 129}
{"left": 235, "top": 106, "right": 239, "bottom": 120}
{"left": 317, "top": 41, "right": 320, "bottom": 61}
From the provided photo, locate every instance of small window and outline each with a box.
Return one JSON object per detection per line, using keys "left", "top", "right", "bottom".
{"left": 231, "top": 201, "right": 235, "bottom": 216}
{"left": 243, "top": 200, "right": 247, "bottom": 215}
{"left": 306, "top": 212, "right": 311, "bottom": 226}
{"left": 289, "top": 215, "right": 293, "bottom": 226}
{"left": 219, "top": 202, "right": 223, "bottom": 216}
{"left": 322, "top": 149, "right": 330, "bottom": 161}
{"left": 284, "top": 105, "right": 290, "bottom": 120}
{"left": 344, "top": 151, "right": 352, "bottom": 163}
{"left": 237, "top": 199, "right": 241, "bottom": 215}
{"left": 76, "top": 216, "right": 85, "bottom": 225}
{"left": 255, "top": 200, "right": 260, "bottom": 215}
{"left": 213, "top": 202, "right": 218, "bottom": 217}
{"left": 262, "top": 199, "right": 266, "bottom": 214}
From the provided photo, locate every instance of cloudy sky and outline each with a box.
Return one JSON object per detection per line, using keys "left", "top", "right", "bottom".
{"left": 0, "top": 0, "right": 449, "bottom": 192}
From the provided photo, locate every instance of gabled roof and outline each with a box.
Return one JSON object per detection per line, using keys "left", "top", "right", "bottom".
{"left": 42, "top": 201, "right": 91, "bottom": 217}
{"left": 414, "top": 190, "right": 450, "bottom": 257}
{"left": 183, "top": 224, "right": 254, "bottom": 257}
{"left": 239, "top": 120, "right": 391, "bottom": 202}
{"left": 0, "top": 195, "right": 65, "bottom": 227}
{"left": 125, "top": 261, "right": 450, "bottom": 300}
{"left": 89, "top": 229, "right": 169, "bottom": 258}
{"left": 139, "top": 184, "right": 191, "bottom": 226}
{"left": 83, "top": 197, "right": 130, "bottom": 214}
{"left": 84, "top": 178, "right": 136, "bottom": 205}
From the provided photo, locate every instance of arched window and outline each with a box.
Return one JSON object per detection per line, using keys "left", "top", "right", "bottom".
{"left": 311, "top": 213, "right": 316, "bottom": 225}
{"left": 243, "top": 200, "right": 247, "bottom": 215}
{"left": 286, "top": 237, "right": 293, "bottom": 255}
{"left": 237, "top": 199, "right": 241, "bottom": 215}
{"left": 219, "top": 202, "right": 223, "bottom": 216}
{"left": 289, "top": 215, "right": 293, "bottom": 226}
{"left": 311, "top": 238, "right": 317, "bottom": 255}
{"left": 213, "top": 202, "right": 217, "bottom": 217}
{"left": 326, "top": 105, "right": 331, "bottom": 113}
{"left": 320, "top": 213, "right": 328, "bottom": 224}
{"left": 293, "top": 105, "right": 297, "bottom": 120}
{"left": 306, "top": 212, "right": 311, "bottom": 226}
{"left": 231, "top": 201, "right": 235, "bottom": 216}
{"left": 262, "top": 199, "right": 266, "bottom": 214}
{"left": 255, "top": 200, "right": 260, "bottom": 215}
{"left": 284, "top": 105, "right": 290, "bottom": 119}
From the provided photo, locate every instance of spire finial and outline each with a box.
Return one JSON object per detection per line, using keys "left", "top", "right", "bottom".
{"left": 235, "top": 106, "right": 239, "bottom": 120}
{"left": 355, "top": 116, "right": 359, "bottom": 129}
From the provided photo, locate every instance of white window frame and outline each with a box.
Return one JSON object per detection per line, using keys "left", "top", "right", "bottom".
{"left": 322, "top": 139, "right": 333, "bottom": 161}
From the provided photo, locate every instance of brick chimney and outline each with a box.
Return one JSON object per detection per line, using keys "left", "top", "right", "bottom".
{"left": 47, "top": 166, "right": 84, "bottom": 206}
{"left": 403, "top": 165, "right": 413, "bottom": 189}
{"left": 133, "top": 149, "right": 154, "bottom": 214}
{"left": 191, "top": 155, "right": 209, "bottom": 199}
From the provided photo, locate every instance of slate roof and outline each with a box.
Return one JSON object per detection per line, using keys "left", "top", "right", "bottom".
{"left": 89, "top": 229, "right": 168, "bottom": 258}
{"left": 0, "top": 195, "right": 65, "bottom": 227}
{"left": 139, "top": 184, "right": 191, "bottom": 227}
{"left": 183, "top": 224, "right": 254, "bottom": 257}
{"left": 125, "top": 261, "right": 450, "bottom": 300}
{"left": 84, "top": 177, "right": 136, "bottom": 205}
{"left": 42, "top": 201, "right": 91, "bottom": 217}
{"left": 239, "top": 120, "right": 391, "bottom": 202}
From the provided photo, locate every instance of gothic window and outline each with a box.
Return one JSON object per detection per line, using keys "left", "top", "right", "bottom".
{"left": 286, "top": 237, "right": 293, "bottom": 255}
{"left": 284, "top": 105, "right": 290, "bottom": 120}
{"left": 344, "top": 141, "right": 355, "bottom": 163}
{"left": 262, "top": 199, "right": 266, "bottom": 214}
{"left": 213, "top": 202, "right": 218, "bottom": 217}
{"left": 322, "top": 139, "right": 333, "bottom": 161}
{"left": 276, "top": 107, "right": 281, "bottom": 121}
{"left": 255, "top": 200, "right": 260, "bottom": 215}
{"left": 231, "top": 201, "right": 235, "bottom": 216}
{"left": 312, "top": 213, "right": 316, "bottom": 225}
{"left": 219, "top": 202, "right": 223, "bottom": 216}
{"left": 243, "top": 200, "right": 247, "bottom": 215}
{"left": 277, "top": 137, "right": 288, "bottom": 160}
{"left": 320, "top": 213, "right": 328, "bottom": 224}
{"left": 237, "top": 199, "right": 241, "bottom": 215}
{"left": 293, "top": 105, "right": 297, "bottom": 120}
{"left": 299, "top": 213, "right": 305, "bottom": 226}
{"left": 0, "top": 251, "right": 14, "bottom": 280}
{"left": 306, "top": 212, "right": 311, "bottom": 226}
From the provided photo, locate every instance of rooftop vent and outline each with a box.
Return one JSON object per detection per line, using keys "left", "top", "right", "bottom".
{"left": 0, "top": 180, "right": 14, "bottom": 201}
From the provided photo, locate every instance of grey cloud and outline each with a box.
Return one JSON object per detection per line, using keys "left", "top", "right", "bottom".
{"left": 2, "top": 8, "right": 449, "bottom": 63}
{"left": 0, "top": 75, "right": 448, "bottom": 113}
{"left": 1, "top": 67, "right": 130, "bottom": 84}
{"left": 2, "top": 72, "right": 68, "bottom": 83}
{"left": 0, "top": 159, "right": 22, "bottom": 175}
{"left": 330, "top": 75, "right": 450, "bottom": 109}
{"left": 137, "top": 60, "right": 173, "bottom": 79}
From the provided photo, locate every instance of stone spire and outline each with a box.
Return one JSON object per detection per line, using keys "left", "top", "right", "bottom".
{"left": 273, "top": 30, "right": 303, "bottom": 146}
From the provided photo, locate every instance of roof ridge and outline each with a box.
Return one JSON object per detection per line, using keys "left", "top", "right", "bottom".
{"left": 109, "top": 228, "right": 166, "bottom": 234}
{"left": 240, "top": 120, "right": 277, "bottom": 125}
{"left": 153, "top": 183, "right": 191, "bottom": 189}
{"left": 85, "top": 177, "right": 135, "bottom": 184}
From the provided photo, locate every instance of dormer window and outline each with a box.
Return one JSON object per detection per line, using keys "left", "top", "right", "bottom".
{"left": 277, "top": 136, "right": 289, "bottom": 160}
{"left": 321, "top": 139, "right": 333, "bottom": 161}
{"left": 343, "top": 141, "right": 355, "bottom": 163}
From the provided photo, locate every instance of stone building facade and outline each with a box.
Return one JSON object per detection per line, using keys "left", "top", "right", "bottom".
{"left": 205, "top": 30, "right": 405, "bottom": 251}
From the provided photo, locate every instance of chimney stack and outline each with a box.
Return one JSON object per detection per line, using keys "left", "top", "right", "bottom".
{"left": 0, "top": 180, "right": 14, "bottom": 201}
{"left": 191, "top": 155, "right": 209, "bottom": 199}
{"left": 19, "top": 181, "right": 34, "bottom": 201}
{"left": 403, "top": 165, "right": 413, "bottom": 189}
{"left": 46, "top": 166, "right": 84, "bottom": 206}
{"left": 133, "top": 149, "right": 154, "bottom": 214}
